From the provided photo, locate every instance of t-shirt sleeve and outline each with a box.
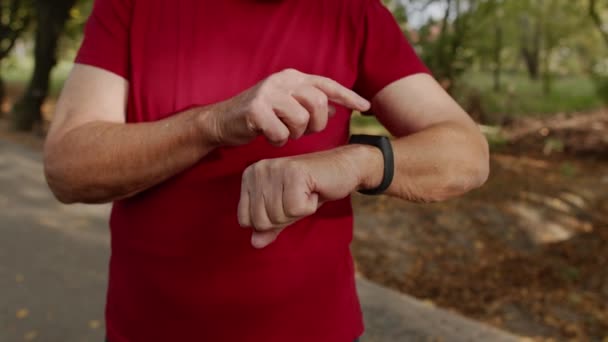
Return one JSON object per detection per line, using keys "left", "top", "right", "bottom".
{"left": 353, "top": 0, "right": 430, "bottom": 100}
{"left": 75, "top": 0, "right": 132, "bottom": 79}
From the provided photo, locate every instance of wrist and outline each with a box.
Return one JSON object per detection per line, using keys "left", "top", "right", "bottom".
{"left": 193, "top": 105, "right": 222, "bottom": 148}
{"left": 341, "top": 144, "right": 384, "bottom": 191}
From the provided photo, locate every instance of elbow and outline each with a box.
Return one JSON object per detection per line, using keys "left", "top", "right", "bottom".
{"left": 467, "top": 135, "right": 490, "bottom": 190}
{"left": 458, "top": 152, "right": 490, "bottom": 193}
{"left": 43, "top": 124, "right": 117, "bottom": 205}
{"left": 441, "top": 140, "right": 490, "bottom": 200}
{"left": 44, "top": 141, "right": 94, "bottom": 204}
{"left": 44, "top": 151, "right": 121, "bottom": 205}
{"left": 428, "top": 134, "right": 490, "bottom": 203}
{"left": 44, "top": 154, "right": 79, "bottom": 204}
{"left": 431, "top": 162, "right": 488, "bottom": 203}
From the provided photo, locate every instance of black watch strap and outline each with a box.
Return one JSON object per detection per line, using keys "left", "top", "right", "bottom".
{"left": 348, "top": 134, "right": 394, "bottom": 195}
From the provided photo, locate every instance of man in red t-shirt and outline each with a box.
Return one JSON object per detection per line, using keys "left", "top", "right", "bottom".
{"left": 44, "top": 0, "right": 489, "bottom": 341}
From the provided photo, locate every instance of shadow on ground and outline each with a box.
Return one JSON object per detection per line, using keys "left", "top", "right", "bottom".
{"left": 353, "top": 138, "right": 608, "bottom": 341}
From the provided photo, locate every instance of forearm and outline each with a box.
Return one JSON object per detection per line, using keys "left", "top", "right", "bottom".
{"left": 44, "top": 107, "right": 215, "bottom": 204}
{"left": 349, "top": 121, "right": 490, "bottom": 202}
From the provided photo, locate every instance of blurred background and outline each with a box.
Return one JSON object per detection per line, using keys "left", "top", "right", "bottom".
{"left": 0, "top": 0, "right": 606, "bottom": 341}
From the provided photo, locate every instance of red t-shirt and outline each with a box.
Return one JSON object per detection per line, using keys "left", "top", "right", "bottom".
{"left": 76, "top": 0, "right": 428, "bottom": 341}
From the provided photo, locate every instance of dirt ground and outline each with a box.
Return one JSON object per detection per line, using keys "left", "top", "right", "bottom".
{"left": 2, "top": 109, "right": 607, "bottom": 341}
{"left": 353, "top": 110, "right": 608, "bottom": 341}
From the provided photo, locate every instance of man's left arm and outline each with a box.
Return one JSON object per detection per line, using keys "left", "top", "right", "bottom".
{"left": 347, "top": 73, "right": 490, "bottom": 203}
{"left": 239, "top": 74, "right": 489, "bottom": 248}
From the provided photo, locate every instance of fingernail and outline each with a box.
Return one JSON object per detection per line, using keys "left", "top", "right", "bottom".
{"left": 360, "top": 99, "right": 371, "bottom": 109}
{"left": 251, "top": 234, "right": 266, "bottom": 249}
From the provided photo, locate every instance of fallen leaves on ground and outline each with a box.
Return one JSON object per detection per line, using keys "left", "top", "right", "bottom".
{"left": 16, "top": 308, "right": 29, "bottom": 320}
{"left": 353, "top": 112, "right": 608, "bottom": 341}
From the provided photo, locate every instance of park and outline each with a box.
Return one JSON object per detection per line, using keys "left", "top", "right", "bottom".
{"left": 0, "top": 0, "right": 607, "bottom": 341}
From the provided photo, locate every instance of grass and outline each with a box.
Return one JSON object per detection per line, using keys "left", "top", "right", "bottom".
{"left": 454, "top": 72, "right": 603, "bottom": 120}
{"left": 350, "top": 72, "right": 603, "bottom": 133}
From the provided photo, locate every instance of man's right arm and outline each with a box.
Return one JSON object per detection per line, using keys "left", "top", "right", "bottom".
{"left": 44, "top": 64, "right": 219, "bottom": 204}
{"left": 44, "top": 66, "right": 369, "bottom": 204}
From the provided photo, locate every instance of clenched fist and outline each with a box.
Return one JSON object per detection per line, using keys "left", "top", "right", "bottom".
{"left": 207, "top": 68, "right": 371, "bottom": 147}
{"left": 238, "top": 145, "right": 381, "bottom": 249}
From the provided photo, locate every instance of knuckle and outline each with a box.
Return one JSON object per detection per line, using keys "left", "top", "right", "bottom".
{"left": 270, "top": 129, "right": 289, "bottom": 144}
{"left": 249, "top": 161, "right": 266, "bottom": 178}
{"left": 268, "top": 213, "right": 284, "bottom": 225}
{"left": 280, "top": 68, "right": 303, "bottom": 83}
{"left": 248, "top": 97, "right": 267, "bottom": 116}
{"left": 268, "top": 159, "right": 284, "bottom": 173}
{"left": 279, "top": 128, "right": 290, "bottom": 140}
{"left": 261, "top": 76, "right": 281, "bottom": 92}
{"left": 308, "top": 123, "right": 324, "bottom": 133}
{"left": 292, "top": 112, "right": 309, "bottom": 127}
{"left": 284, "top": 160, "right": 300, "bottom": 174}
{"left": 286, "top": 166, "right": 307, "bottom": 184}
{"left": 315, "top": 93, "right": 328, "bottom": 109}
{"left": 282, "top": 68, "right": 298, "bottom": 76}
{"left": 243, "top": 164, "right": 256, "bottom": 178}
{"left": 254, "top": 159, "right": 270, "bottom": 170}
{"left": 264, "top": 75, "right": 278, "bottom": 87}
{"left": 317, "top": 76, "right": 333, "bottom": 86}
{"left": 286, "top": 200, "right": 314, "bottom": 218}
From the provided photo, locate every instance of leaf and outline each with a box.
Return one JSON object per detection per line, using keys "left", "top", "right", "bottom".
{"left": 16, "top": 308, "right": 29, "bottom": 319}
{"left": 24, "top": 331, "right": 37, "bottom": 341}
{"left": 88, "top": 320, "right": 101, "bottom": 329}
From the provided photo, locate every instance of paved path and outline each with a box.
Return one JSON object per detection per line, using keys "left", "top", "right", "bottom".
{"left": 0, "top": 139, "right": 521, "bottom": 342}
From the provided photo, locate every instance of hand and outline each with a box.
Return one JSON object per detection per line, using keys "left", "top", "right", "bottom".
{"left": 206, "top": 68, "right": 370, "bottom": 147}
{"left": 238, "top": 146, "right": 377, "bottom": 249}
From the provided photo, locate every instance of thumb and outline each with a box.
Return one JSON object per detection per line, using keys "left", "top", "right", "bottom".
{"left": 251, "top": 229, "right": 282, "bottom": 249}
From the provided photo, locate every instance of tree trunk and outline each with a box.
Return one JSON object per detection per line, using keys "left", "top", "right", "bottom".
{"left": 520, "top": 12, "right": 542, "bottom": 80}
{"left": 542, "top": 49, "right": 552, "bottom": 95}
{"left": 435, "top": 0, "right": 452, "bottom": 88}
{"left": 0, "top": 75, "right": 5, "bottom": 116}
{"left": 11, "top": 0, "right": 76, "bottom": 131}
{"left": 0, "top": 0, "right": 32, "bottom": 115}
{"left": 521, "top": 50, "right": 540, "bottom": 80}
{"left": 493, "top": 17, "right": 503, "bottom": 92}
{"left": 589, "top": 0, "right": 608, "bottom": 47}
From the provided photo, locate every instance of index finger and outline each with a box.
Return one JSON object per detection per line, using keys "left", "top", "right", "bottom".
{"left": 309, "top": 76, "right": 371, "bottom": 112}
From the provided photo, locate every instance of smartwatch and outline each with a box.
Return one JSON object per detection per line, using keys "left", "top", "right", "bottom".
{"left": 348, "top": 134, "right": 394, "bottom": 195}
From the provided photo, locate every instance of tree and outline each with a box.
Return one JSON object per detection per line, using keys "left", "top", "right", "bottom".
{"left": 11, "top": 0, "right": 77, "bottom": 131}
{"left": 412, "top": 0, "right": 484, "bottom": 93}
{"left": 519, "top": 1, "right": 543, "bottom": 80}
{"left": 589, "top": 0, "right": 608, "bottom": 47}
{"left": 0, "top": 0, "right": 31, "bottom": 108}
{"left": 492, "top": 4, "right": 504, "bottom": 92}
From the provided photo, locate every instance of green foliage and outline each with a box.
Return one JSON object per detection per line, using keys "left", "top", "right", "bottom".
{"left": 58, "top": 0, "right": 91, "bottom": 58}
{"left": 592, "top": 75, "right": 608, "bottom": 104}
{"left": 0, "top": 56, "right": 71, "bottom": 102}
{"left": 453, "top": 72, "right": 603, "bottom": 122}
{"left": 402, "top": 0, "right": 607, "bottom": 101}
{"left": 0, "top": 0, "right": 32, "bottom": 59}
{"left": 481, "top": 125, "right": 508, "bottom": 152}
